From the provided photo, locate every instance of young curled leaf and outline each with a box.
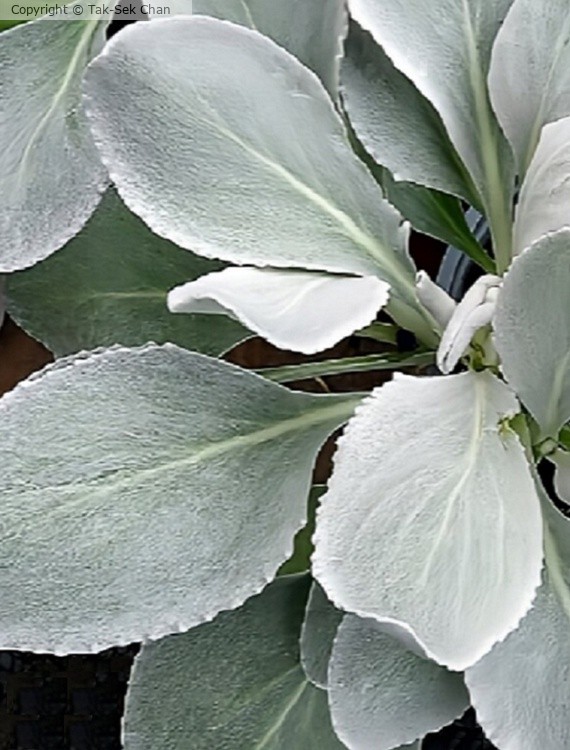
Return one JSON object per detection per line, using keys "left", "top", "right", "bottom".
{"left": 415, "top": 271, "right": 456, "bottom": 329}
{"left": 168, "top": 267, "right": 389, "bottom": 355}
{"left": 437, "top": 274, "right": 501, "bottom": 374}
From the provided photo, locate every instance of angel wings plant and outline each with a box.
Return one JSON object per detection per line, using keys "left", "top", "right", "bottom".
{"left": 1, "top": 0, "right": 570, "bottom": 748}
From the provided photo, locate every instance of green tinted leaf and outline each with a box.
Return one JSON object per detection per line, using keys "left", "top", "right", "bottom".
{"left": 0, "top": 19, "right": 25, "bottom": 30}
{"left": 379, "top": 169, "right": 494, "bottom": 273}
{"left": 279, "top": 486, "right": 325, "bottom": 576}
{"left": 7, "top": 189, "right": 247, "bottom": 357}
{"left": 123, "top": 575, "right": 345, "bottom": 750}
{"left": 342, "top": 21, "right": 477, "bottom": 204}
{"left": 0, "top": 345, "right": 359, "bottom": 652}
{"left": 329, "top": 615, "right": 468, "bottom": 750}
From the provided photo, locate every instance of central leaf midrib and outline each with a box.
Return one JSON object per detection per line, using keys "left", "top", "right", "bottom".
{"left": 191, "top": 90, "right": 415, "bottom": 297}
{"left": 21, "top": 396, "right": 360, "bottom": 499}
{"left": 252, "top": 677, "right": 309, "bottom": 750}
{"left": 419, "top": 376, "right": 486, "bottom": 584}
{"left": 14, "top": 20, "right": 100, "bottom": 188}
{"left": 461, "top": 0, "right": 512, "bottom": 270}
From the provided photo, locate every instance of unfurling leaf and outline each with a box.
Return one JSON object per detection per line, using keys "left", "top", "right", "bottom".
{"left": 168, "top": 267, "right": 389, "bottom": 354}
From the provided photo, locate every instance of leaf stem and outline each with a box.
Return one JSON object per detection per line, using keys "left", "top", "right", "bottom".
{"left": 256, "top": 350, "right": 435, "bottom": 383}
{"left": 354, "top": 322, "right": 399, "bottom": 345}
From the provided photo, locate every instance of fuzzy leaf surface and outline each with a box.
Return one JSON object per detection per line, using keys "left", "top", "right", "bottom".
{"left": 495, "top": 229, "right": 570, "bottom": 435}
{"left": 329, "top": 615, "right": 468, "bottom": 750}
{"left": 7, "top": 190, "right": 247, "bottom": 357}
{"left": 123, "top": 575, "right": 345, "bottom": 750}
{"left": 0, "top": 345, "right": 358, "bottom": 653}
{"left": 0, "top": 17, "right": 108, "bottom": 271}
{"left": 313, "top": 371, "right": 542, "bottom": 670}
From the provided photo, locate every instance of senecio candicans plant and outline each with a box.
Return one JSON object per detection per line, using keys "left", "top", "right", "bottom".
{"left": 2, "top": 0, "right": 570, "bottom": 747}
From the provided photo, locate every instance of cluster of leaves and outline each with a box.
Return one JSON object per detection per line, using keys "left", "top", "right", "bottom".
{"left": 1, "top": 0, "right": 570, "bottom": 748}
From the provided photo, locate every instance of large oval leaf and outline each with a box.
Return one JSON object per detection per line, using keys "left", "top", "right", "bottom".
{"left": 7, "top": 189, "right": 248, "bottom": 357}
{"left": 495, "top": 229, "right": 570, "bottom": 436}
{"left": 513, "top": 117, "right": 570, "bottom": 256}
{"left": 0, "top": 17, "right": 108, "bottom": 271}
{"left": 83, "top": 17, "right": 425, "bottom": 323}
{"left": 347, "top": 0, "right": 515, "bottom": 268}
{"left": 342, "top": 21, "right": 477, "bottom": 205}
{"left": 189, "top": 0, "right": 346, "bottom": 100}
{"left": 123, "top": 575, "right": 345, "bottom": 750}
{"left": 0, "top": 345, "right": 359, "bottom": 653}
{"left": 329, "top": 615, "right": 468, "bottom": 750}
{"left": 313, "top": 371, "right": 542, "bottom": 670}
{"left": 488, "top": 0, "right": 570, "bottom": 176}
{"left": 465, "top": 493, "right": 570, "bottom": 750}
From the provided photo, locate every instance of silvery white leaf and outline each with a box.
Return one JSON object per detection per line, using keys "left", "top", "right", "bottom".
{"left": 329, "top": 615, "right": 469, "bottom": 750}
{"left": 83, "top": 18, "right": 428, "bottom": 330}
{"left": 465, "top": 493, "right": 570, "bottom": 750}
{"left": 313, "top": 371, "right": 542, "bottom": 670}
{"left": 0, "top": 17, "right": 108, "bottom": 271}
{"left": 123, "top": 575, "right": 345, "bottom": 750}
{"left": 168, "top": 267, "right": 389, "bottom": 355}
{"left": 188, "top": 0, "right": 347, "bottom": 100}
{"left": 342, "top": 21, "right": 478, "bottom": 204}
{"left": 494, "top": 229, "right": 570, "bottom": 435}
{"left": 551, "top": 450, "right": 570, "bottom": 506}
{"left": 0, "top": 344, "right": 359, "bottom": 653}
{"left": 7, "top": 189, "right": 248, "bottom": 358}
{"left": 347, "top": 0, "right": 515, "bottom": 258}
{"left": 415, "top": 271, "right": 457, "bottom": 329}
{"left": 300, "top": 582, "right": 343, "bottom": 690}
{"left": 488, "top": 0, "right": 570, "bottom": 176}
{"left": 437, "top": 275, "right": 501, "bottom": 374}
{"left": 513, "top": 117, "right": 570, "bottom": 255}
